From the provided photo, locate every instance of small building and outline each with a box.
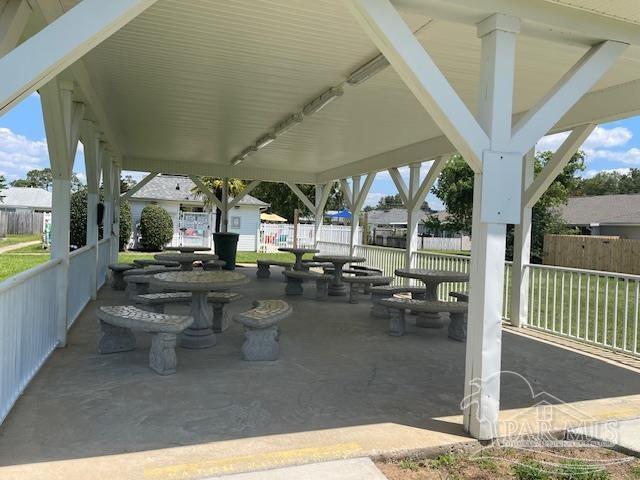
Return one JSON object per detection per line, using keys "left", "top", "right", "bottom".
{"left": 128, "top": 175, "right": 268, "bottom": 251}
{"left": 561, "top": 194, "right": 640, "bottom": 240}
{"left": 0, "top": 187, "right": 52, "bottom": 213}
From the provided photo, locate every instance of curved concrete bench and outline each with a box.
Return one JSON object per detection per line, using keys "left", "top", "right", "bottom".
{"left": 134, "top": 291, "right": 242, "bottom": 332}
{"left": 202, "top": 259, "right": 227, "bottom": 271}
{"left": 256, "top": 259, "right": 294, "bottom": 279}
{"left": 133, "top": 259, "right": 180, "bottom": 268}
{"left": 283, "top": 270, "right": 332, "bottom": 300}
{"left": 450, "top": 291, "right": 469, "bottom": 302}
{"left": 369, "top": 285, "right": 427, "bottom": 318}
{"left": 234, "top": 300, "right": 292, "bottom": 361}
{"left": 96, "top": 305, "right": 193, "bottom": 375}
{"left": 108, "top": 263, "right": 135, "bottom": 290}
{"left": 342, "top": 275, "right": 393, "bottom": 304}
{"left": 378, "top": 297, "right": 468, "bottom": 340}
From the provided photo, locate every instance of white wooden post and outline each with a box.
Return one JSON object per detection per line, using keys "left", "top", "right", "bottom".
{"left": 83, "top": 122, "right": 101, "bottom": 299}
{"left": 40, "top": 78, "right": 82, "bottom": 347}
{"left": 510, "top": 150, "right": 535, "bottom": 327}
{"left": 349, "top": 176, "right": 361, "bottom": 255}
{"left": 313, "top": 183, "right": 332, "bottom": 248}
{"left": 405, "top": 163, "right": 421, "bottom": 270}
{"left": 220, "top": 177, "right": 229, "bottom": 233}
{"left": 102, "top": 155, "right": 113, "bottom": 246}
{"left": 111, "top": 163, "right": 121, "bottom": 263}
{"left": 463, "top": 14, "right": 520, "bottom": 440}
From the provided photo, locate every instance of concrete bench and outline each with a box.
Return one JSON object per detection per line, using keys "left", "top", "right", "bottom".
{"left": 256, "top": 259, "right": 294, "bottom": 279}
{"left": 123, "top": 266, "right": 181, "bottom": 298}
{"left": 96, "top": 305, "right": 193, "bottom": 375}
{"left": 202, "top": 259, "right": 227, "bottom": 271}
{"left": 342, "top": 275, "right": 393, "bottom": 304}
{"left": 134, "top": 291, "right": 243, "bottom": 332}
{"left": 108, "top": 263, "right": 135, "bottom": 290}
{"left": 377, "top": 297, "right": 468, "bottom": 340}
{"left": 369, "top": 285, "right": 427, "bottom": 318}
{"left": 450, "top": 291, "right": 468, "bottom": 302}
{"left": 132, "top": 259, "right": 180, "bottom": 268}
{"left": 282, "top": 270, "right": 332, "bottom": 300}
{"left": 234, "top": 300, "right": 292, "bottom": 361}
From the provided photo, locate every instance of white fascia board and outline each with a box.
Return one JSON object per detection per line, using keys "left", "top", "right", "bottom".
{"left": 394, "top": 0, "right": 640, "bottom": 47}
{"left": 123, "top": 157, "right": 318, "bottom": 184}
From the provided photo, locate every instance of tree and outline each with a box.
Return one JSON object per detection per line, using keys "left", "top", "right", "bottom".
{"left": 11, "top": 167, "right": 83, "bottom": 192}
{"left": 376, "top": 193, "right": 403, "bottom": 209}
{"left": 191, "top": 177, "right": 246, "bottom": 232}
{"left": 251, "top": 181, "right": 345, "bottom": 222}
{"left": 432, "top": 151, "right": 585, "bottom": 263}
{"left": 0, "top": 175, "right": 6, "bottom": 191}
{"left": 120, "top": 175, "right": 137, "bottom": 193}
{"left": 119, "top": 201, "right": 132, "bottom": 251}
{"left": 573, "top": 168, "right": 640, "bottom": 196}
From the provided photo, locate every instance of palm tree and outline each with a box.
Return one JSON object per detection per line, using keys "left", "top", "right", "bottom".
{"left": 191, "top": 177, "right": 246, "bottom": 232}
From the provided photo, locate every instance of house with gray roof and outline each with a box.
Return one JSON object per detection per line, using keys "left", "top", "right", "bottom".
{"left": 0, "top": 187, "right": 52, "bottom": 212}
{"left": 561, "top": 194, "right": 640, "bottom": 239}
{"left": 128, "top": 175, "right": 268, "bottom": 251}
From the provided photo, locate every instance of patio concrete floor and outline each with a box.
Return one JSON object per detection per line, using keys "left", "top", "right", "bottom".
{"left": 1, "top": 266, "right": 640, "bottom": 479}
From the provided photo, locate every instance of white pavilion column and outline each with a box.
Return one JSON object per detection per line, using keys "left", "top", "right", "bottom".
{"left": 102, "top": 155, "right": 113, "bottom": 248}
{"left": 463, "top": 14, "right": 520, "bottom": 440}
{"left": 349, "top": 176, "right": 361, "bottom": 254}
{"left": 110, "top": 163, "right": 121, "bottom": 263}
{"left": 40, "top": 78, "right": 83, "bottom": 347}
{"left": 405, "top": 163, "right": 421, "bottom": 270}
{"left": 83, "top": 125, "right": 101, "bottom": 299}
{"left": 313, "top": 183, "right": 332, "bottom": 248}
{"left": 510, "top": 150, "right": 534, "bottom": 327}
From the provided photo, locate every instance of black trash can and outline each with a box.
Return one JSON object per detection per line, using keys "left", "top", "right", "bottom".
{"left": 213, "top": 232, "right": 239, "bottom": 270}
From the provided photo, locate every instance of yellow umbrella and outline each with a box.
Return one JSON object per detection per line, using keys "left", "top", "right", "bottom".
{"left": 261, "top": 212, "right": 287, "bottom": 223}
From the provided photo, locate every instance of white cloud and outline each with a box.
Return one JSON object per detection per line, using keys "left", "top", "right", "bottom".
{"left": 536, "top": 126, "right": 632, "bottom": 153}
{"left": 585, "top": 147, "right": 640, "bottom": 165}
{"left": 582, "top": 168, "right": 631, "bottom": 179}
{"left": 75, "top": 172, "right": 87, "bottom": 184}
{"left": 0, "top": 127, "right": 49, "bottom": 180}
{"left": 364, "top": 192, "right": 385, "bottom": 207}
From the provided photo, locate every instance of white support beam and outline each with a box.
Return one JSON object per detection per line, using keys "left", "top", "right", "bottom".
{"left": 285, "top": 182, "right": 316, "bottom": 214}
{"left": 190, "top": 176, "right": 223, "bottom": 211}
{"left": 0, "top": 0, "right": 157, "bottom": 115}
{"left": 339, "top": 178, "right": 354, "bottom": 212}
{"left": 120, "top": 172, "right": 158, "bottom": 199}
{"left": 221, "top": 178, "right": 229, "bottom": 233}
{"left": 353, "top": 173, "right": 375, "bottom": 213}
{"left": 388, "top": 167, "right": 409, "bottom": 206}
{"left": 463, "top": 14, "right": 519, "bottom": 441}
{"left": 510, "top": 41, "right": 627, "bottom": 154}
{"left": 0, "top": 0, "right": 31, "bottom": 57}
{"left": 346, "top": 0, "right": 488, "bottom": 172}
{"left": 524, "top": 124, "right": 596, "bottom": 208}
{"left": 228, "top": 180, "right": 261, "bottom": 210}
{"left": 313, "top": 182, "right": 333, "bottom": 247}
{"left": 412, "top": 157, "right": 446, "bottom": 210}
{"left": 511, "top": 149, "right": 535, "bottom": 327}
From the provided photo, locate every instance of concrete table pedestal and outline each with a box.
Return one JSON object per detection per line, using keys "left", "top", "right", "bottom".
{"left": 312, "top": 255, "right": 366, "bottom": 296}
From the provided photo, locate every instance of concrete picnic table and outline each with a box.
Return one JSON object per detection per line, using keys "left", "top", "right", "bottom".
{"left": 150, "top": 270, "right": 249, "bottom": 349}
{"left": 164, "top": 246, "right": 211, "bottom": 253}
{"left": 154, "top": 252, "right": 218, "bottom": 271}
{"left": 394, "top": 268, "right": 469, "bottom": 328}
{"left": 278, "top": 247, "right": 319, "bottom": 271}
{"left": 312, "top": 254, "right": 366, "bottom": 296}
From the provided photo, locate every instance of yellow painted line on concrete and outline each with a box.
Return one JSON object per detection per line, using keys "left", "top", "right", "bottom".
{"left": 144, "top": 442, "right": 363, "bottom": 480}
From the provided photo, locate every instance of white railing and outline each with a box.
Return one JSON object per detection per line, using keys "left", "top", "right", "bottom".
{"left": 97, "top": 238, "right": 111, "bottom": 288}
{"left": 419, "top": 235, "right": 471, "bottom": 251}
{"left": 260, "top": 224, "right": 360, "bottom": 252}
{"left": 527, "top": 264, "right": 640, "bottom": 358}
{"left": 354, "top": 244, "right": 405, "bottom": 285}
{"left": 68, "top": 245, "right": 95, "bottom": 328}
{"left": 0, "top": 259, "right": 61, "bottom": 424}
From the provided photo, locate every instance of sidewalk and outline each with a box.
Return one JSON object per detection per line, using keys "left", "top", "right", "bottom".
{"left": 0, "top": 240, "right": 40, "bottom": 254}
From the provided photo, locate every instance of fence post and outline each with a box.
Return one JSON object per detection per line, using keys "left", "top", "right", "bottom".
{"left": 511, "top": 150, "right": 535, "bottom": 327}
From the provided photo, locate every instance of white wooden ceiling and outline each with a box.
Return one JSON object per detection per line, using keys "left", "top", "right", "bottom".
{"left": 53, "top": 0, "right": 640, "bottom": 182}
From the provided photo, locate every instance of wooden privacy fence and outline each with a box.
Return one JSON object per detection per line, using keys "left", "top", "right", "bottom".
{"left": 0, "top": 211, "right": 45, "bottom": 236}
{"left": 543, "top": 234, "right": 640, "bottom": 274}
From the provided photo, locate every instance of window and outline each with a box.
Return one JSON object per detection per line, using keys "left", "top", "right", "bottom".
{"left": 231, "top": 216, "right": 241, "bottom": 229}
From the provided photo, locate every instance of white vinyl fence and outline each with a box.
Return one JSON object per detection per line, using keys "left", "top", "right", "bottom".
{"left": 261, "top": 224, "right": 359, "bottom": 251}
{"left": 419, "top": 236, "right": 471, "bottom": 251}
{"left": 0, "top": 259, "right": 61, "bottom": 424}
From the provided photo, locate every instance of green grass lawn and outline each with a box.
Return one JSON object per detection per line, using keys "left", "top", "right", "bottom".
{"left": 0, "top": 234, "right": 41, "bottom": 249}
{"left": 0, "top": 254, "right": 49, "bottom": 281}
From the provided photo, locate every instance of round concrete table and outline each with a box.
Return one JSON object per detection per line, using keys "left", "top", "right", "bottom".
{"left": 154, "top": 253, "right": 218, "bottom": 271}
{"left": 312, "top": 255, "right": 366, "bottom": 296}
{"left": 164, "top": 246, "right": 210, "bottom": 253}
{"left": 394, "top": 268, "right": 469, "bottom": 328}
{"left": 278, "top": 247, "right": 319, "bottom": 271}
{"left": 150, "top": 270, "right": 249, "bottom": 349}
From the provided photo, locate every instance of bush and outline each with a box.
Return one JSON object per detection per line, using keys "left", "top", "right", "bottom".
{"left": 70, "top": 189, "right": 88, "bottom": 249}
{"left": 119, "top": 201, "right": 132, "bottom": 251}
{"left": 139, "top": 204, "right": 173, "bottom": 251}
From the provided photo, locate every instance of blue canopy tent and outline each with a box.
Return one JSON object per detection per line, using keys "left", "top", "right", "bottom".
{"left": 324, "top": 209, "right": 352, "bottom": 219}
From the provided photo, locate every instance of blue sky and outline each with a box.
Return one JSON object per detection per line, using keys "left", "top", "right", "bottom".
{"left": 2, "top": 92, "right": 639, "bottom": 211}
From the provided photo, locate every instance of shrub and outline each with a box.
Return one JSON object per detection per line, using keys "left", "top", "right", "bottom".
{"left": 139, "top": 204, "right": 173, "bottom": 251}
{"left": 119, "top": 201, "right": 132, "bottom": 251}
{"left": 70, "top": 189, "right": 88, "bottom": 249}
